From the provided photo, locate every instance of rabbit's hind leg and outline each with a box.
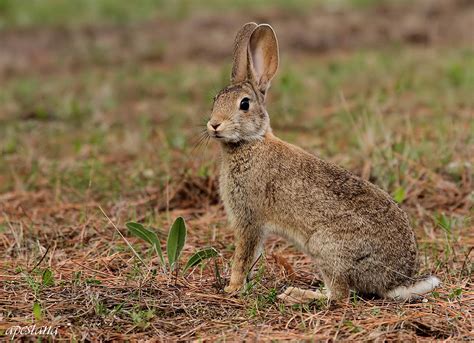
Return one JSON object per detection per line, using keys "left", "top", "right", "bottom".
{"left": 319, "top": 268, "right": 351, "bottom": 302}
{"left": 306, "top": 233, "right": 351, "bottom": 301}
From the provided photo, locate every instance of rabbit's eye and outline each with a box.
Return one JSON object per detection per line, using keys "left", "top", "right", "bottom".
{"left": 239, "top": 98, "right": 250, "bottom": 111}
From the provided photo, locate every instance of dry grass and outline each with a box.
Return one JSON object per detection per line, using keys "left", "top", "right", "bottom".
{"left": 1, "top": 0, "right": 473, "bottom": 341}
{"left": 1, "top": 190, "right": 472, "bottom": 340}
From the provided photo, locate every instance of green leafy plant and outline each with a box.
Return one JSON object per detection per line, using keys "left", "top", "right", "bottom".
{"left": 24, "top": 267, "right": 55, "bottom": 300}
{"left": 166, "top": 217, "right": 186, "bottom": 270}
{"left": 183, "top": 247, "right": 218, "bottom": 273}
{"left": 126, "top": 217, "right": 218, "bottom": 274}
{"left": 126, "top": 221, "right": 165, "bottom": 267}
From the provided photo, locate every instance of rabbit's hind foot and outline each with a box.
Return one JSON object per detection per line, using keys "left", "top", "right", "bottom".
{"left": 278, "top": 286, "right": 328, "bottom": 305}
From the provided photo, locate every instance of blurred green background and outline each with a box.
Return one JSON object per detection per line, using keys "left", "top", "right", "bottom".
{"left": 0, "top": 0, "right": 400, "bottom": 28}
{"left": 0, "top": 0, "right": 472, "bottom": 205}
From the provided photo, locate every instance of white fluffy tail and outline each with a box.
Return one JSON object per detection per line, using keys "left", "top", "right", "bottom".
{"left": 385, "top": 276, "right": 441, "bottom": 301}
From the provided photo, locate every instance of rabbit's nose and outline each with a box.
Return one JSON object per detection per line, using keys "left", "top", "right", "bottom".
{"left": 207, "top": 120, "right": 223, "bottom": 132}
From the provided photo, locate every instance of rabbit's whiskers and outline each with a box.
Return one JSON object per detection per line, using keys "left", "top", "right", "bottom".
{"left": 191, "top": 128, "right": 211, "bottom": 154}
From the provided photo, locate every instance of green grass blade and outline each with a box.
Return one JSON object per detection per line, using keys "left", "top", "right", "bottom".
{"left": 42, "top": 268, "right": 54, "bottom": 287}
{"left": 126, "top": 222, "right": 165, "bottom": 267}
{"left": 392, "top": 186, "right": 406, "bottom": 204}
{"left": 183, "top": 247, "right": 218, "bottom": 274}
{"left": 166, "top": 217, "right": 187, "bottom": 270}
{"left": 33, "top": 302, "right": 42, "bottom": 321}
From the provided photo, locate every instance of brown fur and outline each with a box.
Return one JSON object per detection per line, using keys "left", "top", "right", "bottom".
{"left": 206, "top": 23, "right": 436, "bottom": 301}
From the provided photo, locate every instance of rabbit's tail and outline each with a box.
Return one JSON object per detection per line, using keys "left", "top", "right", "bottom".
{"left": 385, "top": 275, "right": 440, "bottom": 301}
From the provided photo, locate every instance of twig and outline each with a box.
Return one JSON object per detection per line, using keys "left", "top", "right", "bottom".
{"left": 29, "top": 245, "right": 50, "bottom": 273}
{"left": 98, "top": 205, "right": 144, "bottom": 265}
{"left": 459, "top": 246, "right": 473, "bottom": 278}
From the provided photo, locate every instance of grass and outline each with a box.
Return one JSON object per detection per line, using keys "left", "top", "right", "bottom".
{"left": 1, "top": 49, "right": 472, "bottom": 196}
{"left": 0, "top": 0, "right": 473, "bottom": 341}
{"left": 0, "top": 0, "right": 405, "bottom": 29}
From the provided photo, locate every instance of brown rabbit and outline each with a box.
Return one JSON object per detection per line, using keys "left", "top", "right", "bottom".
{"left": 206, "top": 22, "right": 439, "bottom": 302}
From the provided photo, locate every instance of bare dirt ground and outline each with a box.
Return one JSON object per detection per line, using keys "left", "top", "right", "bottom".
{"left": 0, "top": 0, "right": 473, "bottom": 341}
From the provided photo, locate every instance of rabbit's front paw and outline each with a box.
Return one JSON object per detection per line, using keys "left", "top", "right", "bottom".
{"left": 224, "top": 283, "right": 242, "bottom": 293}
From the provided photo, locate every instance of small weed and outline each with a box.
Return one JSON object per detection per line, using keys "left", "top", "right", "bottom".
{"left": 344, "top": 320, "right": 363, "bottom": 333}
{"left": 85, "top": 278, "right": 102, "bottom": 285}
{"left": 350, "top": 291, "right": 360, "bottom": 306}
{"left": 434, "top": 212, "right": 460, "bottom": 261}
{"left": 94, "top": 301, "right": 108, "bottom": 317}
{"left": 247, "top": 304, "right": 258, "bottom": 318}
{"left": 41, "top": 268, "right": 54, "bottom": 287}
{"left": 308, "top": 297, "right": 328, "bottom": 310}
{"left": 73, "top": 271, "right": 82, "bottom": 285}
{"left": 242, "top": 259, "right": 265, "bottom": 295}
{"left": 110, "top": 303, "right": 124, "bottom": 316}
{"left": 25, "top": 275, "right": 41, "bottom": 297}
{"left": 371, "top": 307, "right": 381, "bottom": 316}
{"left": 249, "top": 288, "right": 279, "bottom": 317}
{"left": 24, "top": 268, "right": 54, "bottom": 298}
{"left": 126, "top": 217, "right": 218, "bottom": 275}
{"left": 435, "top": 213, "right": 455, "bottom": 235}
{"left": 129, "top": 308, "right": 155, "bottom": 329}
{"left": 448, "top": 288, "right": 462, "bottom": 301}
{"left": 265, "top": 288, "right": 278, "bottom": 304}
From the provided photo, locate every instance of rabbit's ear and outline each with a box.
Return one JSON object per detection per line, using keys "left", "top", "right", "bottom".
{"left": 231, "top": 22, "right": 258, "bottom": 84}
{"left": 248, "top": 24, "right": 279, "bottom": 94}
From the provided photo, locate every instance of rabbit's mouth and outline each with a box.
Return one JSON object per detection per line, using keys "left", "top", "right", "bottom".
{"left": 209, "top": 131, "right": 225, "bottom": 140}
{"left": 209, "top": 131, "right": 241, "bottom": 143}
{"left": 208, "top": 130, "right": 222, "bottom": 138}
{"left": 213, "top": 134, "right": 236, "bottom": 142}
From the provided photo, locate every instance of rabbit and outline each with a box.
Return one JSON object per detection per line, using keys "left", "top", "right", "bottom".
{"left": 205, "top": 22, "right": 440, "bottom": 302}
